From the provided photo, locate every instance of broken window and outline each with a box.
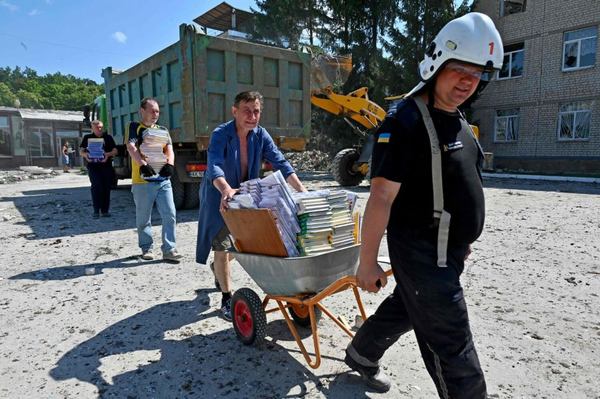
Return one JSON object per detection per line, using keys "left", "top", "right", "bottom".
{"left": 563, "top": 26, "right": 597, "bottom": 71}
{"left": 558, "top": 101, "right": 592, "bottom": 140}
{"left": 498, "top": 43, "right": 524, "bottom": 79}
{"left": 500, "top": 0, "right": 526, "bottom": 16}
{"left": 494, "top": 109, "right": 520, "bottom": 142}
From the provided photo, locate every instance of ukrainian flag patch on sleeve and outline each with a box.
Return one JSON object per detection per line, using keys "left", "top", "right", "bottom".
{"left": 377, "top": 133, "right": 391, "bottom": 143}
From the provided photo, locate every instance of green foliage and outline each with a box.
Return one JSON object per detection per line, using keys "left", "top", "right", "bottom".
{"left": 0, "top": 83, "right": 18, "bottom": 107}
{"left": 0, "top": 66, "right": 103, "bottom": 111}
{"left": 249, "top": 0, "right": 475, "bottom": 155}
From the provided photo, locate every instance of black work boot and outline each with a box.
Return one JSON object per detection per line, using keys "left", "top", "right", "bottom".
{"left": 344, "top": 344, "right": 392, "bottom": 393}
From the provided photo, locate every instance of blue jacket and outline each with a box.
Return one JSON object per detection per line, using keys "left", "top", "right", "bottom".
{"left": 195, "top": 120, "right": 295, "bottom": 264}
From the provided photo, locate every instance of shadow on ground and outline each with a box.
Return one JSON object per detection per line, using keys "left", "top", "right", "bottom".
{"left": 0, "top": 184, "right": 199, "bottom": 240}
{"left": 49, "top": 288, "right": 375, "bottom": 398}
{"left": 8, "top": 256, "right": 165, "bottom": 281}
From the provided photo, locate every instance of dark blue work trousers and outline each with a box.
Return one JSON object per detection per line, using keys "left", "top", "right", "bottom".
{"left": 88, "top": 166, "right": 114, "bottom": 214}
{"left": 350, "top": 230, "right": 486, "bottom": 398}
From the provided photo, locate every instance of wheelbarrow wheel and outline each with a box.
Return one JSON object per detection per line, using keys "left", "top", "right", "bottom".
{"left": 288, "top": 303, "right": 322, "bottom": 328}
{"left": 232, "top": 288, "right": 266, "bottom": 345}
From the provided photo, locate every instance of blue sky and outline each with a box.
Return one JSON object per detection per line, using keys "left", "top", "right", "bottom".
{"left": 0, "top": 0, "right": 256, "bottom": 82}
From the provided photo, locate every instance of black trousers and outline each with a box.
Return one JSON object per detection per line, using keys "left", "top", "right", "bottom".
{"left": 350, "top": 231, "right": 486, "bottom": 398}
{"left": 88, "top": 166, "right": 114, "bottom": 213}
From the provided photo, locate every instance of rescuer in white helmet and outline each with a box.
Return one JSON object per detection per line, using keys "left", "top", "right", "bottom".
{"left": 343, "top": 13, "right": 503, "bottom": 397}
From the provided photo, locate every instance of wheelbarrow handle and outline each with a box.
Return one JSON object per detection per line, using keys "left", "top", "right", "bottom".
{"left": 376, "top": 268, "right": 394, "bottom": 288}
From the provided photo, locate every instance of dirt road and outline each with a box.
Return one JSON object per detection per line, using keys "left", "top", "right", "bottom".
{"left": 0, "top": 172, "right": 598, "bottom": 398}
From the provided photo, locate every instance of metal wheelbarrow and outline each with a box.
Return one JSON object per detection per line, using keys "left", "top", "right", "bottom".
{"left": 228, "top": 244, "right": 392, "bottom": 369}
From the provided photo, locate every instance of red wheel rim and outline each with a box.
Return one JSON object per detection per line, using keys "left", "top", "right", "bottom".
{"left": 234, "top": 300, "right": 254, "bottom": 338}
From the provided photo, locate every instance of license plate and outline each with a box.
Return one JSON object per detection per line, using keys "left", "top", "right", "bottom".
{"left": 188, "top": 171, "right": 204, "bottom": 178}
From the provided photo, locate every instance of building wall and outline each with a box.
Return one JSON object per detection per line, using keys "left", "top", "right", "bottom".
{"left": 0, "top": 110, "right": 88, "bottom": 169}
{"left": 473, "top": 0, "right": 600, "bottom": 175}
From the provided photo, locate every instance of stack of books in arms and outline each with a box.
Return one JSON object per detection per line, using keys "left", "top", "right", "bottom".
{"left": 87, "top": 138, "right": 105, "bottom": 162}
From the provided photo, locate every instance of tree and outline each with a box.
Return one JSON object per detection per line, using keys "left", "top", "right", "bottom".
{"left": 0, "top": 66, "right": 103, "bottom": 110}
{"left": 386, "top": 0, "right": 472, "bottom": 94}
{"left": 249, "top": 0, "right": 328, "bottom": 48}
{"left": 0, "top": 83, "right": 18, "bottom": 107}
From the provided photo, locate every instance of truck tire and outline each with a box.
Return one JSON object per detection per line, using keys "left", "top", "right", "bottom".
{"left": 331, "top": 148, "right": 365, "bottom": 186}
{"left": 183, "top": 182, "right": 200, "bottom": 209}
{"left": 171, "top": 172, "right": 185, "bottom": 209}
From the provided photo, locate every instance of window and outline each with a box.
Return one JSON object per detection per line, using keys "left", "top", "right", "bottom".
{"left": 494, "top": 109, "right": 520, "bottom": 142}
{"left": 500, "top": 0, "right": 526, "bottom": 16}
{"left": 563, "top": 27, "right": 597, "bottom": 71}
{"left": 498, "top": 43, "right": 524, "bottom": 79}
{"left": 0, "top": 116, "right": 11, "bottom": 156}
{"left": 29, "top": 127, "right": 53, "bottom": 157}
{"left": 558, "top": 101, "right": 592, "bottom": 140}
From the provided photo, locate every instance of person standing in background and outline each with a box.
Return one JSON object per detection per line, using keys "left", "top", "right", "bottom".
{"left": 80, "top": 120, "right": 117, "bottom": 218}
{"left": 62, "top": 141, "right": 71, "bottom": 173}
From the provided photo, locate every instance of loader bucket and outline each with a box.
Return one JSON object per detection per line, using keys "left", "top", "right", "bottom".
{"left": 311, "top": 54, "right": 352, "bottom": 92}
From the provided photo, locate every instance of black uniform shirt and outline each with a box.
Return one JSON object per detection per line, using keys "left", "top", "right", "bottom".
{"left": 80, "top": 132, "right": 116, "bottom": 169}
{"left": 371, "top": 97, "right": 485, "bottom": 245}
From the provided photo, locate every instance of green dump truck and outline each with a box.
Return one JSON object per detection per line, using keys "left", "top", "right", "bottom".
{"left": 85, "top": 23, "right": 311, "bottom": 209}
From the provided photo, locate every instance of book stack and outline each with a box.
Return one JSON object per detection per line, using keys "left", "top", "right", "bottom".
{"left": 296, "top": 195, "right": 334, "bottom": 256}
{"left": 230, "top": 171, "right": 300, "bottom": 257}
{"left": 139, "top": 128, "right": 169, "bottom": 181}
{"left": 327, "top": 191, "right": 356, "bottom": 248}
{"left": 293, "top": 189, "right": 358, "bottom": 255}
{"left": 87, "top": 138, "right": 105, "bottom": 162}
{"left": 228, "top": 174, "right": 360, "bottom": 257}
{"left": 237, "top": 178, "right": 262, "bottom": 206}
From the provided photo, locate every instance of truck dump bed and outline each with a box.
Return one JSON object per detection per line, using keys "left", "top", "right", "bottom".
{"left": 102, "top": 24, "right": 311, "bottom": 148}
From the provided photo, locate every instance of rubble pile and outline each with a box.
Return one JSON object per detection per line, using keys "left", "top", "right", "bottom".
{"left": 283, "top": 150, "right": 331, "bottom": 172}
{"left": 0, "top": 168, "right": 59, "bottom": 184}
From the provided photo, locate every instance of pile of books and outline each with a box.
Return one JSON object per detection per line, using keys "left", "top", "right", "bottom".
{"left": 231, "top": 171, "right": 300, "bottom": 257}
{"left": 294, "top": 190, "right": 357, "bottom": 256}
{"left": 296, "top": 195, "right": 334, "bottom": 255}
{"left": 328, "top": 191, "right": 356, "bottom": 249}
{"left": 228, "top": 172, "right": 358, "bottom": 257}
{"left": 139, "top": 128, "right": 169, "bottom": 181}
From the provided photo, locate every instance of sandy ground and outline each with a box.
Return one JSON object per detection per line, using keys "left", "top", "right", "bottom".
{"left": 0, "top": 171, "right": 599, "bottom": 399}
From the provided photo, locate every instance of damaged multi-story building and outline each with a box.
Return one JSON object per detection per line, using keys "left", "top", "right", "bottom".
{"left": 472, "top": 0, "right": 599, "bottom": 175}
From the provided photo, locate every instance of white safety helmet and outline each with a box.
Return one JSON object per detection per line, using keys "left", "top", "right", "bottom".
{"left": 406, "top": 12, "right": 504, "bottom": 98}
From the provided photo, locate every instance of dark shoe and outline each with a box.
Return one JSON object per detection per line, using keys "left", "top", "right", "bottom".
{"left": 92, "top": 212, "right": 100, "bottom": 219}
{"left": 209, "top": 261, "right": 221, "bottom": 290}
{"left": 344, "top": 346, "right": 391, "bottom": 393}
{"left": 220, "top": 298, "right": 232, "bottom": 322}
{"left": 101, "top": 212, "right": 111, "bottom": 217}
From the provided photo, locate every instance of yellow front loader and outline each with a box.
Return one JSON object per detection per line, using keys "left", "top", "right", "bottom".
{"left": 311, "top": 85, "right": 387, "bottom": 186}
{"left": 309, "top": 53, "right": 391, "bottom": 186}
{"left": 310, "top": 55, "right": 479, "bottom": 186}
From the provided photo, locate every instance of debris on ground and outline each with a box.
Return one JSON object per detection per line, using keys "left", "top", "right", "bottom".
{"left": 283, "top": 150, "right": 331, "bottom": 172}
{"left": 0, "top": 168, "right": 60, "bottom": 184}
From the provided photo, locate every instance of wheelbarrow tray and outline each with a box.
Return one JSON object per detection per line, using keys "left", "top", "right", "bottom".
{"left": 231, "top": 244, "right": 360, "bottom": 296}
